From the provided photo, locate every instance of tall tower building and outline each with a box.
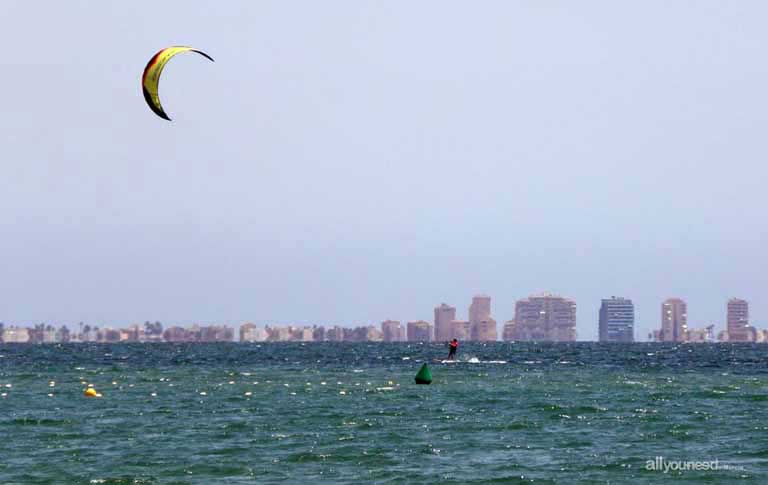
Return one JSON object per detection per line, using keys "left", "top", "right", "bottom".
{"left": 661, "top": 298, "right": 687, "bottom": 342}
{"left": 511, "top": 293, "right": 577, "bottom": 341}
{"left": 727, "top": 298, "right": 752, "bottom": 342}
{"left": 598, "top": 297, "right": 635, "bottom": 342}
{"left": 469, "top": 295, "right": 493, "bottom": 341}
{"left": 434, "top": 303, "right": 456, "bottom": 341}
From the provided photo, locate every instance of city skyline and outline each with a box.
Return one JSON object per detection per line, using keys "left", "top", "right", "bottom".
{"left": 2, "top": 294, "right": 761, "bottom": 343}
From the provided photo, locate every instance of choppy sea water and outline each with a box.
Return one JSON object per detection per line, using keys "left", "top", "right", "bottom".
{"left": 1, "top": 342, "right": 767, "bottom": 483}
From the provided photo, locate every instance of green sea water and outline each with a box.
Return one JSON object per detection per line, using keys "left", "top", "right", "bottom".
{"left": 1, "top": 342, "right": 767, "bottom": 483}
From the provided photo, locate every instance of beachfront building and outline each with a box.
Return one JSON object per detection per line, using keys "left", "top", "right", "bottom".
{"left": 381, "top": 320, "right": 404, "bottom": 342}
{"left": 451, "top": 320, "right": 470, "bottom": 340}
{"left": 660, "top": 298, "right": 687, "bottom": 342}
{"left": 686, "top": 325, "right": 715, "bottom": 343}
{"left": 200, "top": 325, "right": 234, "bottom": 342}
{"left": 434, "top": 303, "right": 456, "bottom": 342}
{"left": 509, "top": 293, "right": 577, "bottom": 342}
{"left": 598, "top": 297, "right": 635, "bottom": 342}
{"left": 295, "top": 327, "right": 315, "bottom": 342}
{"left": 326, "top": 326, "right": 344, "bottom": 342}
{"left": 3, "top": 326, "right": 30, "bottom": 343}
{"left": 755, "top": 329, "right": 768, "bottom": 343}
{"left": 502, "top": 320, "right": 516, "bottom": 341}
{"left": 346, "top": 325, "right": 382, "bottom": 342}
{"left": 473, "top": 318, "right": 498, "bottom": 341}
{"left": 468, "top": 295, "right": 492, "bottom": 341}
{"left": 240, "top": 323, "right": 264, "bottom": 342}
{"left": 727, "top": 298, "right": 754, "bottom": 342}
{"left": 407, "top": 320, "right": 432, "bottom": 342}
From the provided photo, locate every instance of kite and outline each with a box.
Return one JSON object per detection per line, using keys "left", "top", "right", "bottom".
{"left": 141, "top": 46, "right": 214, "bottom": 121}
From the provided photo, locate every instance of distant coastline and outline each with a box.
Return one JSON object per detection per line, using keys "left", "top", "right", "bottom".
{"left": 0, "top": 321, "right": 765, "bottom": 345}
{"left": 1, "top": 295, "right": 761, "bottom": 345}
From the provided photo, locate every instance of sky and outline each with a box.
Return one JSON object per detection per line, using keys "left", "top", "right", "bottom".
{"left": 1, "top": 1, "right": 767, "bottom": 340}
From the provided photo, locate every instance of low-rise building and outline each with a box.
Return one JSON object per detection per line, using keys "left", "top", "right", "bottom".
{"left": 3, "top": 327, "right": 30, "bottom": 343}
{"left": 407, "top": 320, "right": 432, "bottom": 342}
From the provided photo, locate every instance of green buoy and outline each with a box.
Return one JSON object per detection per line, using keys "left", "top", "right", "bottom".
{"left": 415, "top": 363, "right": 432, "bottom": 385}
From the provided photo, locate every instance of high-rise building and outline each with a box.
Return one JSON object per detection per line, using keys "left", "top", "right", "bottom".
{"left": 727, "top": 298, "right": 753, "bottom": 342}
{"left": 598, "top": 297, "right": 635, "bottom": 342}
{"left": 407, "top": 320, "right": 432, "bottom": 342}
{"left": 510, "top": 293, "right": 577, "bottom": 341}
{"left": 434, "top": 303, "right": 456, "bottom": 341}
{"left": 661, "top": 298, "right": 687, "bottom": 342}
{"left": 381, "top": 320, "right": 403, "bottom": 342}
{"left": 469, "top": 295, "right": 492, "bottom": 341}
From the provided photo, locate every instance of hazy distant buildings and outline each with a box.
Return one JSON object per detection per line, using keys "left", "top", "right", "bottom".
{"left": 201, "top": 325, "right": 234, "bottom": 342}
{"left": 341, "top": 325, "right": 382, "bottom": 342}
{"left": 381, "top": 320, "right": 403, "bottom": 342}
{"left": 161, "top": 324, "right": 233, "bottom": 342}
{"left": 2, "top": 326, "right": 30, "bottom": 343}
{"left": 451, "top": 320, "right": 470, "bottom": 340}
{"left": 687, "top": 325, "right": 715, "bottom": 343}
{"left": 434, "top": 304, "right": 456, "bottom": 342}
{"left": 598, "top": 297, "right": 635, "bottom": 342}
{"left": 474, "top": 319, "right": 498, "bottom": 341}
{"left": 3, "top": 292, "right": 765, "bottom": 345}
{"left": 502, "top": 320, "right": 516, "bottom": 341}
{"left": 509, "top": 293, "right": 577, "bottom": 341}
{"left": 727, "top": 298, "right": 754, "bottom": 342}
{"left": 240, "top": 323, "right": 267, "bottom": 342}
{"left": 326, "top": 326, "right": 344, "bottom": 342}
{"left": 295, "top": 327, "right": 315, "bottom": 342}
{"left": 407, "top": 320, "right": 432, "bottom": 341}
{"left": 469, "top": 295, "right": 496, "bottom": 341}
{"left": 660, "top": 298, "right": 687, "bottom": 342}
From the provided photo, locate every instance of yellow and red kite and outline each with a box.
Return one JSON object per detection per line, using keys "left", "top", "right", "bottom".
{"left": 141, "top": 46, "right": 214, "bottom": 121}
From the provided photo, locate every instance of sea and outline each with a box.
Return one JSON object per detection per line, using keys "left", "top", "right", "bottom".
{"left": 1, "top": 342, "right": 767, "bottom": 484}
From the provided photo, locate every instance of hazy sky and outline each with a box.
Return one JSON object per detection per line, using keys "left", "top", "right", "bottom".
{"left": 2, "top": 1, "right": 767, "bottom": 340}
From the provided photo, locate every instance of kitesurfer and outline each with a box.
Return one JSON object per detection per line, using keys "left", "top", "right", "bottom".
{"left": 447, "top": 338, "right": 458, "bottom": 360}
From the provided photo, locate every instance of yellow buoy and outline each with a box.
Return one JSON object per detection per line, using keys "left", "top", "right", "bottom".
{"left": 84, "top": 388, "right": 102, "bottom": 398}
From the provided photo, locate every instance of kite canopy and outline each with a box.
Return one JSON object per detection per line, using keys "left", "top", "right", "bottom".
{"left": 141, "top": 46, "right": 214, "bottom": 121}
